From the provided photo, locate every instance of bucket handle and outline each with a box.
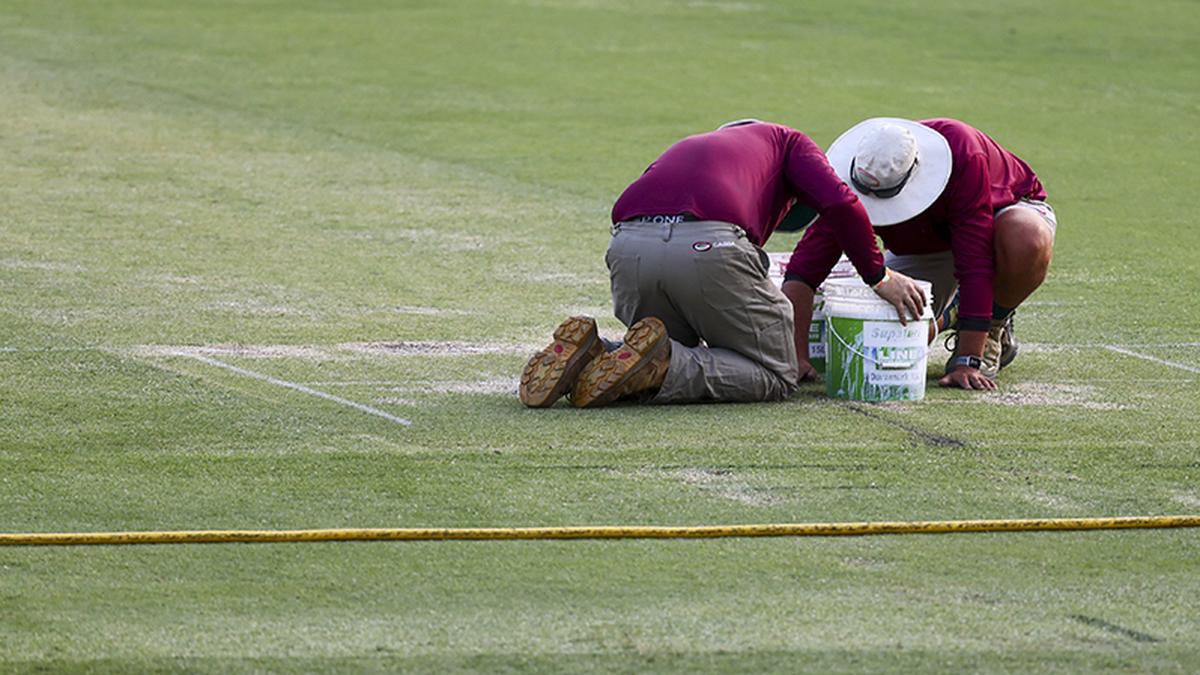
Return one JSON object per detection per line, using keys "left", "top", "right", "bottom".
{"left": 826, "top": 320, "right": 919, "bottom": 370}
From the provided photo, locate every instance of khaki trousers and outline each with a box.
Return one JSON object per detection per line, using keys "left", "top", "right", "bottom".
{"left": 606, "top": 220, "right": 799, "bottom": 403}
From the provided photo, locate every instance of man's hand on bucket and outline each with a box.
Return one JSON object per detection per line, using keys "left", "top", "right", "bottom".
{"left": 871, "top": 268, "right": 927, "bottom": 325}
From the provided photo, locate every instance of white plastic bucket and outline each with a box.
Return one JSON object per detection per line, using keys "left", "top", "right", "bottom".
{"left": 822, "top": 277, "right": 933, "bottom": 402}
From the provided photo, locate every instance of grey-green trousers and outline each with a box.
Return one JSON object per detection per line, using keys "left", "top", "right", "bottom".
{"left": 606, "top": 220, "right": 800, "bottom": 403}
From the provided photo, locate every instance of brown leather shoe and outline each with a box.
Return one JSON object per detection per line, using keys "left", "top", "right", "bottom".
{"left": 571, "top": 317, "right": 670, "bottom": 408}
{"left": 519, "top": 316, "right": 603, "bottom": 408}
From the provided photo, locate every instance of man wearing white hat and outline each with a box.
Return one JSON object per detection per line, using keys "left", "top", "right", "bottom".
{"left": 787, "top": 117, "right": 1056, "bottom": 390}
{"left": 518, "top": 120, "right": 927, "bottom": 408}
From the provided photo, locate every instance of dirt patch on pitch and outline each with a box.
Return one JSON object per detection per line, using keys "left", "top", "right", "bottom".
{"left": 206, "top": 299, "right": 309, "bottom": 317}
{"left": 520, "top": 271, "right": 602, "bottom": 284}
{"left": 650, "top": 467, "right": 781, "bottom": 507}
{"left": 984, "top": 383, "right": 1130, "bottom": 410}
{"left": 372, "top": 396, "right": 420, "bottom": 407}
{"left": 1018, "top": 489, "right": 1082, "bottom": 511}
{"left": 0, "top": 258, "right": 86, "bottom": 272}
{"left": 138, "top": 340, "right": 540, "bottom": 360}
{"left": 301, "top": 378, "right": 520, "bottom": 397}
{"left": 379, "top": 378, "right": 518, "bottom": 396}
{"left": 1020, "top": 342, "right": 1090, "bottom": 354}
{"left": 1170, "top": 491, "right": 1200, "bottom": 508}
{"left": 132, "top": 344, "right": 333, "bottom": 359}
{"left": 339, "top": 341, "right": 536, "bottom": 356}
{"left": 391, "top": 305, "right": 475, "bottom": 316}
{"left": 341, "top": 227, "right": 490, "bottom": 252}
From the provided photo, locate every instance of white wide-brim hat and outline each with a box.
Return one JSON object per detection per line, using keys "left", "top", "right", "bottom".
{"left": 826, "top": 117, "right": 952, "bottom": 226}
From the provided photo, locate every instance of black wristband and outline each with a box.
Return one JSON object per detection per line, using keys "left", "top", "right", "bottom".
{"left": 957, "top": 317, "right": 991, "bottom": 332}
{"left": 951, "top": 355, "right": 983, "bottom": 370}
{"left": 861, "top": 267, "right": 886, "bottom": 287}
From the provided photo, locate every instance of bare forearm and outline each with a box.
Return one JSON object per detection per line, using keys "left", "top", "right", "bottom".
{"left": 782, "top": 279, "right": 815, "bottom": 363}
{"left": 955, "top": 329, "right": 988, "bottom": 358}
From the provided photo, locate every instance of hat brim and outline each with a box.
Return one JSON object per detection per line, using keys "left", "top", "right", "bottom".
{"left": 826, "top": 118, "right": 952, "bottom": 226}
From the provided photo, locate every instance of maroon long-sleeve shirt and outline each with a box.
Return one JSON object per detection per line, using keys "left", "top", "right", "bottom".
{"left": 611, "top": 122, "right": 886, "bottom": 285}
{"left": 787, "top": 118, "right": 1046, "bottom": 324}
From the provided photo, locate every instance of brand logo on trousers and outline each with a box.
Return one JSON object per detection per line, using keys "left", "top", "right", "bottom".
{"left": 692, "top": 240, "right": 736, "bottom": 253}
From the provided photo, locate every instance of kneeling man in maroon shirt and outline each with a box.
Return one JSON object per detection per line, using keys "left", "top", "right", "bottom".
{"left": 519, "top": 120, "right": 927, "bottom": 408}
{"left": 787, "top": 118, "right": 1057, "bottom": 390}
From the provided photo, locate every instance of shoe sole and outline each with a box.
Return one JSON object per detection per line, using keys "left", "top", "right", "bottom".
{"left": 571, "top": 317, "right": 668, "bottom": 408}
{"left": 518, "top": 316, "right": 601, "bottom": 408}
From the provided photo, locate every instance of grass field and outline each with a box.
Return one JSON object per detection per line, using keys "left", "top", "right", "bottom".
{"left": 2, "top": 1, "right": 1199, "bottom": 672}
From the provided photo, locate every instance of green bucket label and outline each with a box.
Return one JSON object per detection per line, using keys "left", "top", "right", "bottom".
{"left": 808, "top": 293, "right": 825, "bottom": 371}
{"left": 862, "top": 321, "right": 925, "bottom": 386}
{"left": 808, "top": 320, "right": 825, "bottom": 365}
{"left": 826, "top": 317, "right": 929, "bottom": 401}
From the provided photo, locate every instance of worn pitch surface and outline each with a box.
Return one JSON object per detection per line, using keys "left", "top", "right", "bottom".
{"left": 2, "top": 1, "right": 1198, "bottom": 672}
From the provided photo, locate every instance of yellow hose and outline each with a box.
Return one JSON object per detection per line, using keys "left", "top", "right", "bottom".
{"left": 2, "top": 515, "right": 1198, "bottom": 546}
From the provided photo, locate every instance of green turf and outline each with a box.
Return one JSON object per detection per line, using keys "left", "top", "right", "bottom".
{"left": 2, "top": 1, "right": 1199, "bottom": 672}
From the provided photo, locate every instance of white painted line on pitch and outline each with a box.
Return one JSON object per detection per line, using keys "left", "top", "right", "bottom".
{"left": 1023, "top": 341, "right": 1200, "bottom": 350}
{"left": 180, "top": 354, "right": 412, "bottom": 427}
{"left": 298, "top": 381, "right": 409, "bottom": 386}
{"left": 1105, "top": 346, "right": 1200, "bottom": 374}
{"left": 0, "top": 346, "right": 102, "bottom": 353}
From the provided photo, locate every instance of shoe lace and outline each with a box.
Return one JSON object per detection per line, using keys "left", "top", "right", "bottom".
{"left": 942, "top": 330, "right": 958, "bottom": 353}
